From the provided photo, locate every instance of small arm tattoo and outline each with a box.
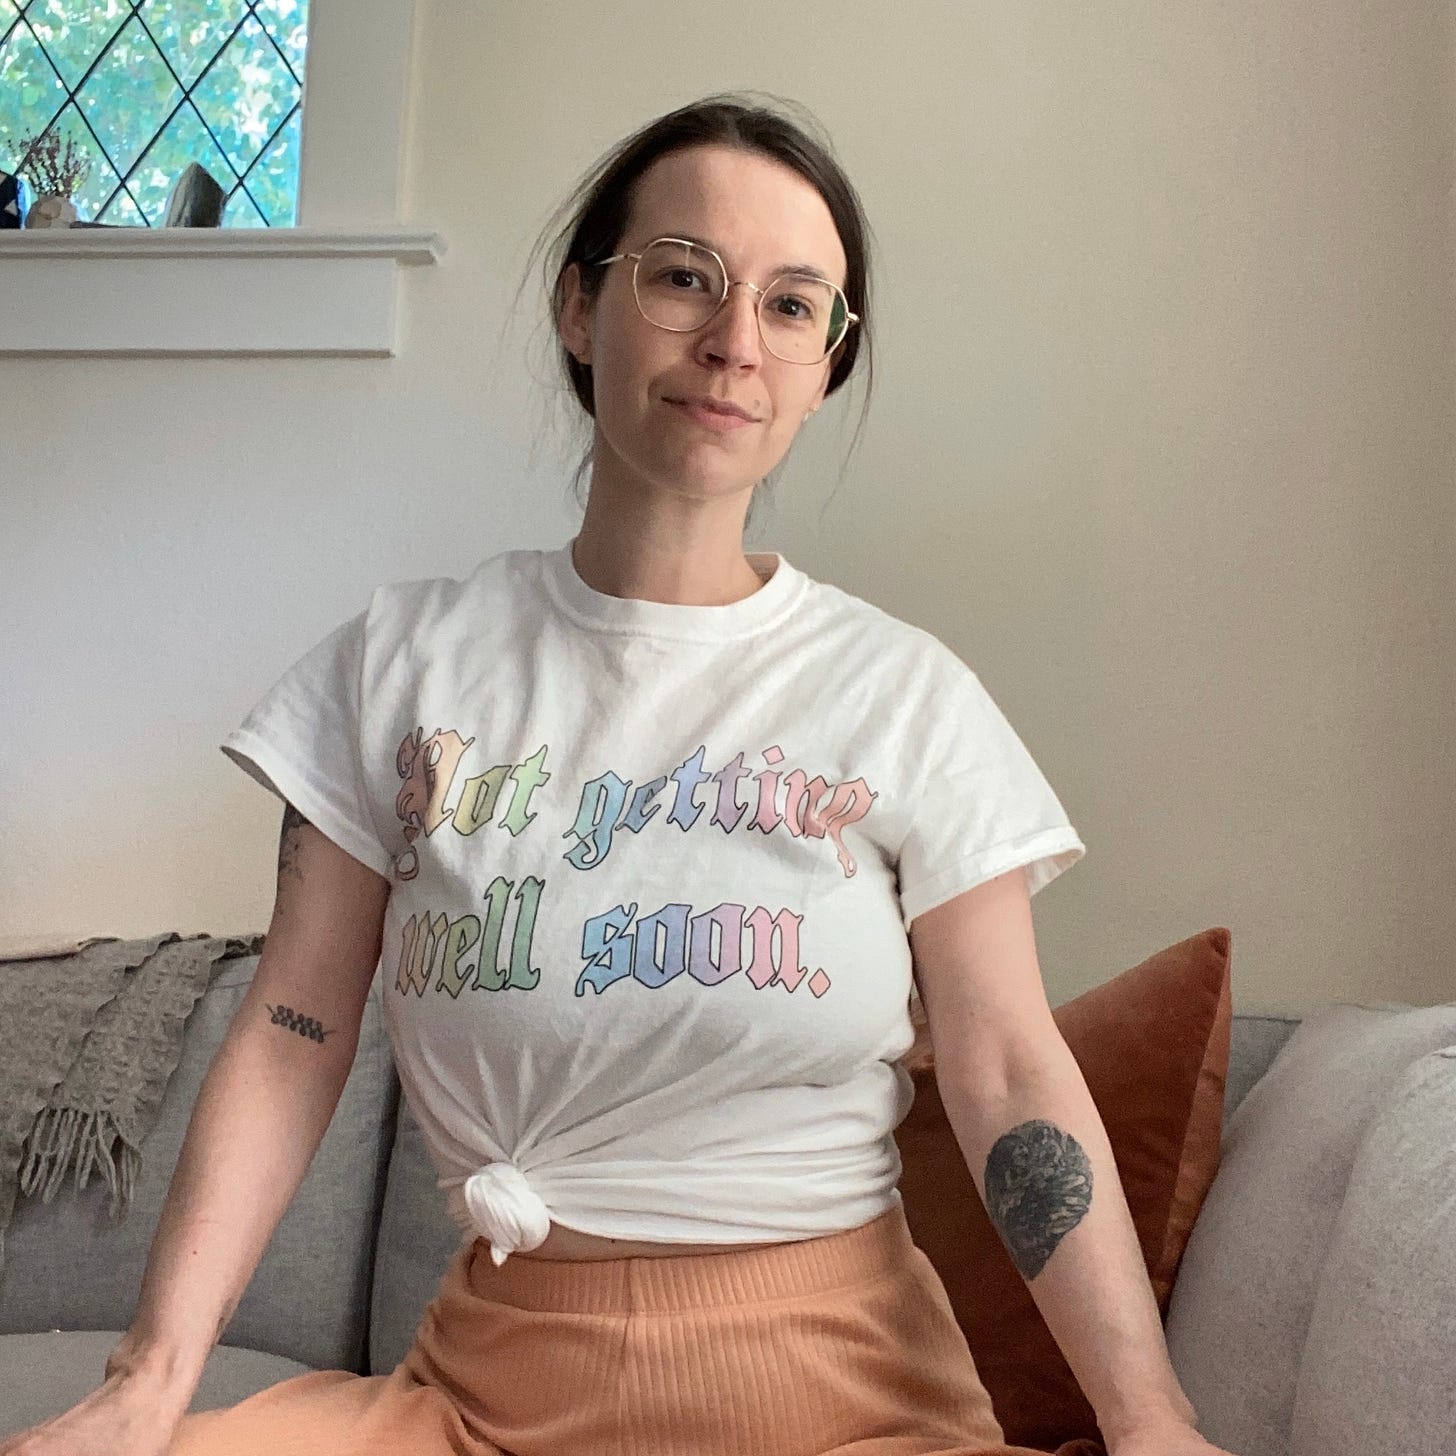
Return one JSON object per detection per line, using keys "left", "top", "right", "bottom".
{"left": 277, "top": 803, "right": 311, "bottom": 885}
{"left": 265, "top": 1003, "right": 335, "bottom": 1043}
{"left": 983, "top": 1119, "right": 1094, "bottom": 1281}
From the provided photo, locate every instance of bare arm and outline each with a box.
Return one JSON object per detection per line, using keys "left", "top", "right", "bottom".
{"left": 942, "top": 1050, "right": 1202, "bottom": 1449}
{"left": 910, "top": 869, "right": 1206, "bottom": 1452}
{"left": 106, "top": 803, "right": 390, "bottom": 1413}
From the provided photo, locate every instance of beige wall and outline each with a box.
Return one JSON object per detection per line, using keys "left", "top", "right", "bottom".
{"left": 3, "top": 1, "right": 1452, "bottom": 1014}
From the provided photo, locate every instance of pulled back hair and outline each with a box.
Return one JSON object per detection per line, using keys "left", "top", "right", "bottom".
{"left": 515, "top": 90, "right": 876, "bottom": 537}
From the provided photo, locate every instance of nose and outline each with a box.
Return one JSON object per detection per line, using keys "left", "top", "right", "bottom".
{"left": 696, "top": 280, "right": 764, "bottom": 368}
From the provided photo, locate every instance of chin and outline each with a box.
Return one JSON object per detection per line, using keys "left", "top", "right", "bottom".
{"left": 649, "top": 461, "right": 764, "bottom": 500}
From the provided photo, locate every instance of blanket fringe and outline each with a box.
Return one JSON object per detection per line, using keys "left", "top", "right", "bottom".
{"left": 18, "top": 1105, "right": 136, "bottom": 1217}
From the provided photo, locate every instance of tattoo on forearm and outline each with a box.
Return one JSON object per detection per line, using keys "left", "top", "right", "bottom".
{"left": 277, "top": 803, "right": 311, "bottom": 886}
{"left": 983, "top": 1119, "right": 1094, "bottom": 1281}
{"left": 265, "top": 1003, "right": 334, "bottom": 1044}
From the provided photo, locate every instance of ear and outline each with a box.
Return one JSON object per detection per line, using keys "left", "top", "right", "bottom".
{"left": 807, "top": 363, "right": 832, "bottom": 414}
{"left": 557, "top": 261, "right": 594, "bottom": 366}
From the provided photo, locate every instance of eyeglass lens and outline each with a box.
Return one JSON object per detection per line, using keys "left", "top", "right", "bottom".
{"left": 633, "top": 239, "right": 847, "bottom": 363}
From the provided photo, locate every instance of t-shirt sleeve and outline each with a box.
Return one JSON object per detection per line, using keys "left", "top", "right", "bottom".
{"left": 219, "top": 608, "right": 393, "bottom": 879}
{"left": 896, "top": 664, "right": 1085, "bottom": 932}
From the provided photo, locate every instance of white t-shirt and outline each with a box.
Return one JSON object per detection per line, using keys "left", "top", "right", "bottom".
{"left": 221, "top": 538, "right": 1085, "bottom": 1265}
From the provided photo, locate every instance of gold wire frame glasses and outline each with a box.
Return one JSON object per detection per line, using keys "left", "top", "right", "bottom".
{"left": 590, "top": 236, "right": 859, "bottom": 365}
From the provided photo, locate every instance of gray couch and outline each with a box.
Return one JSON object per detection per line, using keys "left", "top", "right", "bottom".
{"left": 1, "top": 954, "right": 1450, "bottom": 1456}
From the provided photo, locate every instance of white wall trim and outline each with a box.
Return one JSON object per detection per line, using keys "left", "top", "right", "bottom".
{"left": 0, "top": 228, "right": 442, "bottom": 262}
{"left": 0, "top": 230, "right": 443, "bottom": 356}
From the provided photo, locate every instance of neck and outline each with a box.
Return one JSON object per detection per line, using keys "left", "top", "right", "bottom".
{"left": 571, "top": 463, "right": 772, "bottom": 604}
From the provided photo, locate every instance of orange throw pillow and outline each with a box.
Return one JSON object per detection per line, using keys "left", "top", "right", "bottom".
{"left": 893, "top": 927, "right": 1233, "bottom": 1453}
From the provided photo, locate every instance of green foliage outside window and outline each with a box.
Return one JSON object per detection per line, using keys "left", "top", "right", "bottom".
{"left": 0, "top": 0, "right": 309, "bottom": 227}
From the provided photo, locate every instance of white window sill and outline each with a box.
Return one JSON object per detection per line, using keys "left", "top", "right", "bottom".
{"left": 0, "top": 227, "right": 445, "bottom": 357}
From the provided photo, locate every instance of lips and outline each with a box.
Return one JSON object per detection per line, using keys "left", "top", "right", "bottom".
{"left": 666, "top": 395, "right": 758, "bottom": 422}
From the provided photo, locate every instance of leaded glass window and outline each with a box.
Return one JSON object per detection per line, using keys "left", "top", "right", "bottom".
{"left": 1, "top": 0, "right": 310, "bottom": 226}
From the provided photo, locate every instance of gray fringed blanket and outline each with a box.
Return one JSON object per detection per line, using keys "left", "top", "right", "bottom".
{"left": 0, "top": 930, "right": 265, "bottom": 1272}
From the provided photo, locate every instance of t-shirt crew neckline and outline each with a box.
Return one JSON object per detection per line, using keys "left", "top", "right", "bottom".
{"left": 539, "top": 535, "right": 806, "bottom": 642}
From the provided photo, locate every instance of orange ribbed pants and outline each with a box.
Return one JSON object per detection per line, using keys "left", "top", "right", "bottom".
{"left": 169, "top": 1200, "right": 1095, "bottom": 1456}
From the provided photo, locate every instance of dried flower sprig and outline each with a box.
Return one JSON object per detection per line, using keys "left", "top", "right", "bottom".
{"left": 11, "top": 129, "right": 92, "bottom": 198}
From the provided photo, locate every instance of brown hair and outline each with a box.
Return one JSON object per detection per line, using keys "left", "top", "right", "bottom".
{"left": 515, "top": 90, "right": 877, "bottom": 535}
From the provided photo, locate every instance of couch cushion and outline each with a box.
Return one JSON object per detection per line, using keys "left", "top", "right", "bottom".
{"left": 1164, "top": 1001, "right": 1456, "bottom": 1456}
{"left": 895, "top": 926, "right": 1232, "bottom": 1453}
{"left": 0, "top": 1330, "right": 312, "bottom": 1440}
{"left": 0, "top": 954, "right": 399, "bottom": 1374}
{"left": 1223, "top": 1014, "right": 1298, "bottom": 1126}
{"left": 368, "top": 1092, "right": 472, "bottom": 1375}
{"left": 1290, "top": 1047, "right": 1456, "bottom": 1456}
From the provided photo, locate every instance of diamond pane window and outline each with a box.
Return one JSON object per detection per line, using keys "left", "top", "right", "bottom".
{"left": 1, "top": 0, "right": 310, "bottom": 227}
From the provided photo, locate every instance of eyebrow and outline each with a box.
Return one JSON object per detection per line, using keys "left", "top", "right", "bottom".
{"left": 658, "top": 232, "right": 835, "bottom": 284}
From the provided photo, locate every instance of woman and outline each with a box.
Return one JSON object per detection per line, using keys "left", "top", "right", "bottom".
{"left": 1, "top": 94, "right": 1235, "bottom": 1456}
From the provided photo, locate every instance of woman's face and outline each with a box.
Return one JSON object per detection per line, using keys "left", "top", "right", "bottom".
{"left": 557, "top": 144, "right": 849, "bottom": 508}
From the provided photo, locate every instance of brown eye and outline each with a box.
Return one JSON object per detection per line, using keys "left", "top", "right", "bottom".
{"left": 653, "top": 266, "right": 710, "bottom": 292}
